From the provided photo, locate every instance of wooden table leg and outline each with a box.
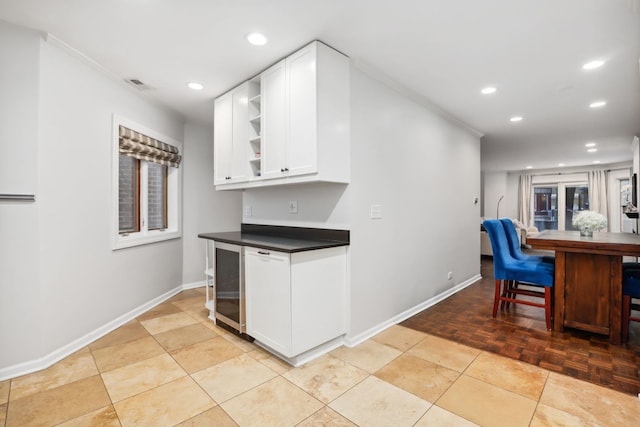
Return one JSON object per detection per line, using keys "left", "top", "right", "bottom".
{"left": 554, "top": 251, "right": 566, "bottom": 332}
{"left": 609, "top": 257, "right": 622, "bottom": 344}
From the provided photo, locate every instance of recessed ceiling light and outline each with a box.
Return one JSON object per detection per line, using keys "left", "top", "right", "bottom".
{"left": 593, "top": 160, "right": 601, "bottom": 164}
{"left": 589, "top": 101, "right": 606, "bottom": 108}
{"left": 587, "top": 148, "right": 598, "bottom": 153}
{"left": 585, "top": 142, "right": 597, "bottom": 147}
{"left": 247, "top": 33, "right": 268, "bottom": 46}
{"left": 481, "top": 86, "right": 496, "bottom": 95}
{"left": 583, "top": 60, "right": 604, "bottom": 70}
{"left": 187, "top": 82, "right": 204, "bottom": 90}
{"left": 510, "top": 116, "right": 523, "bottom": 122}
{"left": 558, "top": 163, "right": 565, "bottom": 167}
{"left": 526, "top": 165, "right": 533, "bottom": 169}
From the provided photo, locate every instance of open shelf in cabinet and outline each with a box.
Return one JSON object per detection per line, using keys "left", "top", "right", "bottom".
{"left": 248, "top": 75, "right": 262, "bottom": 179}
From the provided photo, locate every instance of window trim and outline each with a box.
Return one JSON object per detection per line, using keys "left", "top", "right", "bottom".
{"left": 112, "top": 114, "right": 182, "bottom": 250}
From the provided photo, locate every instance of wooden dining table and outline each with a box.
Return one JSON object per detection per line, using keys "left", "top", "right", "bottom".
{"left": 526, "top": 230, "right": 640, "bottom": 344}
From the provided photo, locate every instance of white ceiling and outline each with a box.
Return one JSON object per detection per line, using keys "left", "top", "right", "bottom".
{"left": 1, "top": 0, "right": 639, "bottom": 172}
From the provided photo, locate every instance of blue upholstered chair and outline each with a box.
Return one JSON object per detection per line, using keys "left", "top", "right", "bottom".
{"left": 621, "top": 263, "right": 640, "bottom": 342}
{"left": 498, "top": 218, "right": 554, "bottom": 307}
{"left": 483, "top": 219, "right": 555, "bottom": 330}
{"left": 499, "top": 219, "right": 554, "bottom": 264}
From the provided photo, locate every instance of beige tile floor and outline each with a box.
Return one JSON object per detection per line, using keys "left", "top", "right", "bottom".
{"left": 2, "top": 288, "right": 640, "bottom": 426}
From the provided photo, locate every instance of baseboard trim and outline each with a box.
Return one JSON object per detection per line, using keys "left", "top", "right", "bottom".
{"left": 0, "top": 274, "right": 481, "bottom": 380}
{"left": 0, "top": 282, "right": 204, "bottom": 381}
{"left": 253, "top": 336, "right": 346, "bottom": 368}
{"left": 343, "top": 274, "right": 482, "bottom": 347}
{"left": 182, "top": 279, "right": 206, "bottom": 290}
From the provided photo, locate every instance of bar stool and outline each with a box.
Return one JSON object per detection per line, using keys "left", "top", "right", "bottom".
{"left": 483, "top": 219, "right": 555, "bottom": 330}
{"left": 621, "top": 263, "right": 640, "bottom": 342}
{"left": 499, "top": 219, "right": 554, "bottom": 263}
{"left": 499, "top": 218, "right": 554, "bottom": 306}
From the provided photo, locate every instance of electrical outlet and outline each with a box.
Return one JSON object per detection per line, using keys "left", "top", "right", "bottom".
{"left": 289, "top": 200, "right": 298, "bottom": 214}
{"left": 447, "top": 271, "right": 453, "bottom": 280}
{"left": 244, "top": 205, "right": 252, "bottom": 217}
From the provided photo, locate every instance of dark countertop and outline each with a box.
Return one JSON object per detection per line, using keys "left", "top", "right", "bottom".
{"left": 198, "top": 224, "right": 350, "bottom": 253}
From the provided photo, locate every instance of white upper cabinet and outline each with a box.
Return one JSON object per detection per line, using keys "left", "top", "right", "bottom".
{"left": 262, "top": 43, "right": 318, "bottom": 179}
{"left": 213, "top": 83, "right": 248, "bottom": 185}
{"left": 214, "top": 41, "right": 349, "bottom": 190}
{"left": 284, "top": 43, "right": 318, "bottom": 177}
{"left": 261, "top": 60, "right": 288, "bottom": 180}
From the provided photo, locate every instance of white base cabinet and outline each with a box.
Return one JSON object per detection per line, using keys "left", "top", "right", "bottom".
{"left": 245, "top": 246, "right": 347, "bottom": 358}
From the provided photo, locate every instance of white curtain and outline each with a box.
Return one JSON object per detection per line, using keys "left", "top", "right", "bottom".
{"left": 588, "top": 170, "right": 609, "bottom": 229}
{"left": 518, "top": 174, "right": 533, "bottom": 227}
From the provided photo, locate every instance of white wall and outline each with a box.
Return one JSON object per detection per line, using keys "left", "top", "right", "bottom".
{"left": 243, "top": 64, "right": 481, "bottom": 340}
{"left": 0, "top": 18, "right": 240, "bottom": 375}
{"left": 0, "top": 21, "right": 42, "bottom": 370}
{"left": 346, "top": 67, "right": 481, "bottom": 338}
{"left": 0, "top": 20, "right": 240, "bottom": 377}
{"left": 35, "top": 38, "right": 186, "bottom": 356}
{"left": 0, "top": 20, "right": 39, "bottom": 195}
{"left": 182, "top": 122, "right": 241, "bottom": 285}
{"left": 482, "top": 171, "right": 510, "bottom": 219}
{"left": 243, "top": 183, "right": 349, "bottom": 229}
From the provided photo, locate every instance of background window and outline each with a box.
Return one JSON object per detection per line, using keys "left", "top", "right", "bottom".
{"left": 564, "top": 185, "right": 589, "bottom": 231}
{"left": 113, "top": 117, "right": 182, "bottom": 249}
{"left": 534, "top": 186, "right": 558, "bottom": 231}
{"left": 533, "top": 182, "right": 588, "bottom": 231}
{"left": 119, "top": 155, "right": 139, "bottom": 233}
{"left": 147, "top": 162, "right": 168, "bottom": 230}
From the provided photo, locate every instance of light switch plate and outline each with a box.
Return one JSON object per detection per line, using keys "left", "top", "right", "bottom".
{"left": 289, "top": 200, "right": 298, "bottom": 214}
{"left": 370, "top": 204, "right": 382, "bottom": 219}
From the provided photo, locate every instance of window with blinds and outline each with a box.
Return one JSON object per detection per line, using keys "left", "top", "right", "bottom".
{"left": 113, "top": 117, "right": 182, "bottom": 249}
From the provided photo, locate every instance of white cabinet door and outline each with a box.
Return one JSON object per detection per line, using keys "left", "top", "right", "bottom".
{"left": 213, "top": 83, "right": 248, "bottom": 185}
{"left": 290, "top": 247, "right": 347, "bottom": 355}
{"left": 287, "top": 43, "right": 318, "bottom": 177}
{"left": 213, "top": 94, "right": 232, "bottom": 185}
{"left": 245, "top": 248, "right": 292, "bottom": 356}
{"left": 230, "top": 84, "right": 249, "bottom": 182}
{"left": 262, "top": 46, "right": 318, "bottom": 180}
{"left": 261, "top": 60, "right": 288, "bottom": 180}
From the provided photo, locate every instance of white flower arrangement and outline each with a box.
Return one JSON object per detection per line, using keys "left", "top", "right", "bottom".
{"left": 572, "top": 210, "right": 608, "bottom": 232}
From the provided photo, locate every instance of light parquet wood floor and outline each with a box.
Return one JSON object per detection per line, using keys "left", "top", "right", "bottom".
{"left": 401, "top": 256, "right": 640, "bottom": 396}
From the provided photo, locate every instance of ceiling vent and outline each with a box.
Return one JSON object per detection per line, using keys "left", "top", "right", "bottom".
{"left": 125, "top": 78, "right": 152, "bottom": 90}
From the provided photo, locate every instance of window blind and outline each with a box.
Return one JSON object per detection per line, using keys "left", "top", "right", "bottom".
{"left": 119, "top": 126, "right": 182, "bottom": 168}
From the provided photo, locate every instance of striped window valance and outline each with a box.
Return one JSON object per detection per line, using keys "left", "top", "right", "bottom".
{"left": 119, "top": 126, "right": 182, "bottom": 168}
